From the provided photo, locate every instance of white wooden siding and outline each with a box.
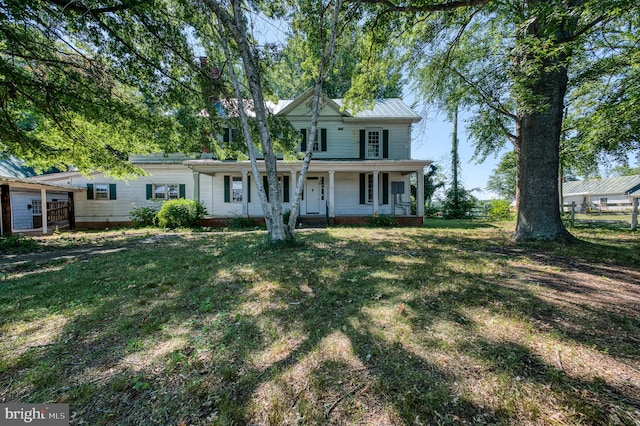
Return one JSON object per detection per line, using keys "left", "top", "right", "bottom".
{"left": 45, "top": 165, "right": 193, "bottom": 224}
{"left": 10, "top": 191, "right": 69, "bottom": 230}
{"left": 287, "top": 118, "right": 414, "bottom": 160}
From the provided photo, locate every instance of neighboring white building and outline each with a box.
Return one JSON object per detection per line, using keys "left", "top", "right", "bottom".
{"left": 38, "top": 89, "right": 431, "bottom": 228}
{"left": 562, "top": 175, "right": 640, "bottom": 213}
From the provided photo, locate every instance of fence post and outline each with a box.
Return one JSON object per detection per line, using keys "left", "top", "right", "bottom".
{"left": 632, "top": 198, "right": 638, "bottom": 232}
{"left": 570, "top": 202, "right": 576, "bottom": 227}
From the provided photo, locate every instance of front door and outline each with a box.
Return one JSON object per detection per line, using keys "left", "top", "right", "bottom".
{"left": 306, "top": 178, "right": 319, "bottom": 214}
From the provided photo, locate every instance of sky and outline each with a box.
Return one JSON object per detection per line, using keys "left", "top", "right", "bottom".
{"left": 251, "top": 14, "right": 507, "bottom": 200}
{"left": 402, "top": 88, "right": 510, "bottom": 200}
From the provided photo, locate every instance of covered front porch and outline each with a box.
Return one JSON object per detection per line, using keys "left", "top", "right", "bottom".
{"left": 184, "top": 159, "right": 431, "bottom": 223}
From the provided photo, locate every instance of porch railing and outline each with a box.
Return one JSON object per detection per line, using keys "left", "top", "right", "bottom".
{"left": 47, "top": 201, "right": 70, "bottom": 224}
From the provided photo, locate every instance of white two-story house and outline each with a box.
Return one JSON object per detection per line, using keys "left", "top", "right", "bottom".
{"left": 37, "top": 89, "right": 431, "bottom": 228}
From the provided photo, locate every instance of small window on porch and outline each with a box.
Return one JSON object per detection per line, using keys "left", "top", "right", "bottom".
{"left": 31, "top": 200, "right": 42, "bottom": 215}
{"left": 232, "top": 177, "right": 243, "bottom": 202}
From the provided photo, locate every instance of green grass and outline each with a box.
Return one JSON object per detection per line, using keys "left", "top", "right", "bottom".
{"left": 1, "top": 223, "right": 639, "bottom": 425}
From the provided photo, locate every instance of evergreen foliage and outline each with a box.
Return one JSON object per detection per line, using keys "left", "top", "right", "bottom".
{"left": 442, "top": 187, "right": 477, "bottom": 219}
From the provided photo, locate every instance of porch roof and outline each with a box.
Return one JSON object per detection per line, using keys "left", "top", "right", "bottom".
{"left": 183, "top": 159, "right": 431, "bottom": 175}
{"left": 0, "top": 176, "right": 86, "bottom": 192}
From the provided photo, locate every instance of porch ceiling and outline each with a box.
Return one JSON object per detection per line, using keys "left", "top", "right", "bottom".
{"left": 184, "top": 159, "right": 432, "bottom": 175}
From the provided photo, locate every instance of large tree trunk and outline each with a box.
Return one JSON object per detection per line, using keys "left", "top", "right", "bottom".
{"left": 512, "top": 14, "right": 574, "bottom": 242}
{"left": 515, "top": 107, "right": 573, "bottom": 242}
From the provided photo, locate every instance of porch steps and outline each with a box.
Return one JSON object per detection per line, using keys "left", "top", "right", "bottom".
{"left": 298, "top": 216, "right": 329, "bottom": 228}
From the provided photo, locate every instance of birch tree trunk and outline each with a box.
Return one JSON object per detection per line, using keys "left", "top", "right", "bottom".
{"left": 205, "top": 0, "right": 343, "bottom": 243}
{"left": 287, "top": 0, "right": 343, "bottom": 237}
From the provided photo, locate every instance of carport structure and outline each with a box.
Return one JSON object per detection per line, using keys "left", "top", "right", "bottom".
{"left": 0, "top": 177, "right": 85, "bottom": 236}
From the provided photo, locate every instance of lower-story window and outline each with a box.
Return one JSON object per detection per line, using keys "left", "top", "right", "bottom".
{"left": 87, "top": 183, "right": 116, "bottom": 200}
{"left": 155, "top": 184, "right": 179, "bottom": 200}
{"left": 146, "top": 184, "right": 185, "bottom": 200}
{"left": 232, "top": 177, "right": 243, "bottom": 202}
{"left": 359, "top": 173, "right": 389, "bottom": 205}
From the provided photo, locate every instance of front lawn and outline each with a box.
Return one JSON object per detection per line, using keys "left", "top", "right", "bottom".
{"left": 1, "top": 224, "right": 639, "bottom": 425}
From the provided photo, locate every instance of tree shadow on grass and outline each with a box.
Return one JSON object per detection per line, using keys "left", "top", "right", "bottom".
{"left": 1, "top": 229, "right": 639, "bottom": 424}
{"left": 423, "top": 218, "right": 500, "bottom": 230}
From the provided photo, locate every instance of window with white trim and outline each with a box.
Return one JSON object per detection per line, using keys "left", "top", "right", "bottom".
{"left": 31, "top": 200, "right": 42, "bottom": 214}
{"left": 367, "top": 128, "right": 381, "bottom": 159}
{"left": 154, "top": 184, "right": 180, "bottom": 200}
{"left": 367, "top": 174, "right": 374, "bottom": 203}
{"left": 95, "top": 183, "right": 109, "bottom": 200}
{"left": 87, "top": 183, "right": 116, "bottom": 200}
{"left": 232, "top": 177, "right": 243, "bottom": 202}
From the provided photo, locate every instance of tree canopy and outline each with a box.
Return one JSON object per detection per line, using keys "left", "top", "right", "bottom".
{"left": 0, "top": 0, "right": 210, "bottom": 176}
{"left": 353, "top": 0, "right": 639, "bottom": 241}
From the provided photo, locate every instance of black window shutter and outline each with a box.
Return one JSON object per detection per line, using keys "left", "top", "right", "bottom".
{"left": 146, "top": 184, "right": 153, "bottom": 200}
{"left": 86, "top": 184, "right": 94, "bottom": 200}
{"left": 179, "top": 184, "right": 186, "bottom": 199}
{"left": 321, "top": 128, "right": 327, "bottom": 152}
{"left": 223, "top": 128, "right": 230, "bottom": 143}
{"left": 283, "top": 175, "right": 290, "bottom": 202}
{"left": 224, "top": 176, "right": 230, "bottom": 202}
{"left": 248, "top": 177, "right": 251, "bottom": 202}
{"left": 359, "top": 130, "right": 366, "bottom": 159}
{"left": 109, "top": 184, "right": 117, "bottom": 200}
{"left": 263, "top": 175, "right": 269, "bottom": 201}
{"left": 359, "top": 173, "right": 366, "bottom": 204}
{"left": 301, "top": 129, "right": 307, "bottom": 152}
{"left": 383, "top": 129, "right": 389, "bottom": 159}
{"left": 382, "top": 173, "right": 389, "bottom": 205}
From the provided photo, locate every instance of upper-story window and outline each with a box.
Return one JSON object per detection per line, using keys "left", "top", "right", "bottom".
{"left": 360, "top": 128, "right": 389, "bottom": 160}
{"left": 300, "top": 128, "right": 327, "bottom": 152}
{"left": 367, "top": 128, "right": 381, "bottom": 158}
{"left": 223, "top": 127, "right": 240, "bottom": 144}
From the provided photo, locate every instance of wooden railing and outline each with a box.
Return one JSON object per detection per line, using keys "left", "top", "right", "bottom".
{"left": 47, "top": 201, "right": 70, "bottom": 224}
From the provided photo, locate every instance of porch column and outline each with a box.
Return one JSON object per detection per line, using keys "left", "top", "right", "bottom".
{"left": 632, "top": 198, "right": 638, "bottom": 231}
{"left": 1, "top": 184, "right": 11, "bottom": 236}
{"left": 242, "top": 171, "right": 249, "bottom": 216}
{"left": 372, "top": 171, "right": 379, "bottom": 215}
{"left": 290, "top": 170, "right": 297, "bottom": 203}
{"left": 417, "top": 168, "right": 425, "bottom": 218}
{"left": 328, "top": 170, "right": 335, "bottom": 218}
{"left": 68, "top": 192, "right": 75, "bottom": 231}
{"left": 192, "top": 171, "right": 200, "bottom": 202}
{"left": 41, "top": 188, "right": 47, "bottom": 234}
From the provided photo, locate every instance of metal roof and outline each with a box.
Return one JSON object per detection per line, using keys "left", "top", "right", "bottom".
{"left": 199, "top": 92, "right": 420, "bottom": 122}
{"left": 0, "top": 156, "right": 37, "bottom": 179}
{"left": 334, "top": 98, "right": 421, "bottom": 121}
{"left": 563, "top": 175, "right": 640, "bottom": 196}
{"left": 0, "top": 176, "right": 86, "bottom": 191}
